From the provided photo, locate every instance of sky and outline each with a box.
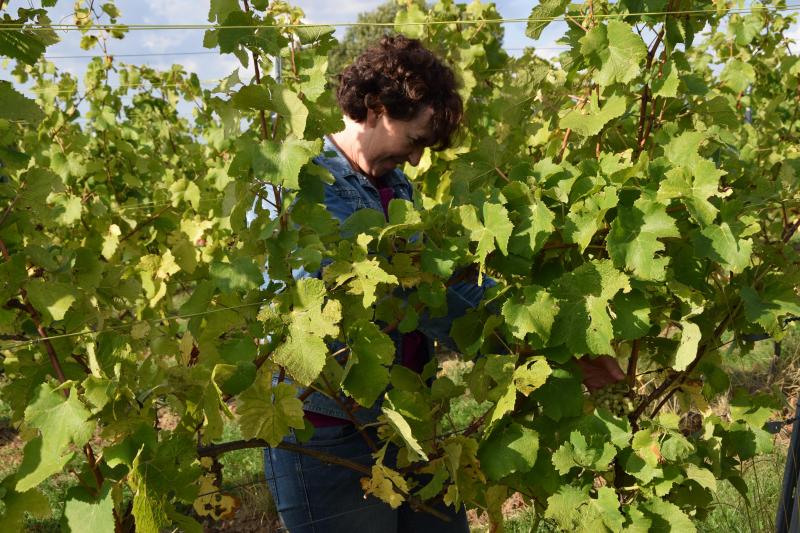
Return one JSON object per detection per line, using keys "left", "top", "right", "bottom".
{"left": 2, "top": 0, "right": 569, "bottom": 92}
{"left": 4, "top": 1, "right": 799, "bottom": 100}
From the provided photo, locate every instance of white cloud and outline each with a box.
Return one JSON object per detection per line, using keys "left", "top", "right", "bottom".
{"left": 292, "top": 0, "right": 383, "bottom": 22}
{"left": 787, "top": 21, "right": 800, "bottom": 53}
{"left": 140, "top": 32, "right": 187, "bottom": 52}
{"left": 212, "top": 54, "right": 247, "bottom": 78}
{"left": 143, "top": 0, "right": 207, "bottom": 24}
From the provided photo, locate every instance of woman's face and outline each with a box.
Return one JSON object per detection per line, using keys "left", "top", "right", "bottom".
{"left": 355, "top": 106, "right": 435, "bottom": 179}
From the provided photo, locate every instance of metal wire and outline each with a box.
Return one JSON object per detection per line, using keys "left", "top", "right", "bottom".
{"left": 19, "top": 78, "right": 225, "bottom": 94}
{"left": 0, "top": 4, "right": 797, "bottom": 32}
{"left": 37, "top": 47, "right": 569, "bottom": 61}
{"left": 45, "top": 50, "right": 220, "bottom": 59}
{"left": 0, "top": 298, "right": 270, "bottom": 351}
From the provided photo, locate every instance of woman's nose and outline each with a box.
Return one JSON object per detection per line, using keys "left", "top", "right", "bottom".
{"left": 406, "top": 146, "right": 424, "bottom": 167}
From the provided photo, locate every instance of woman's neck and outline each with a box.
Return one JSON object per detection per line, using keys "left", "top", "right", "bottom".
{"left": 329, "top": 130, "right": 380, "bottom": 187}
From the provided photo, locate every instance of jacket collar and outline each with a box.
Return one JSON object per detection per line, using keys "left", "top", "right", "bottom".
{"left": 318, "top": 136, "right": 409, "bottom": 190}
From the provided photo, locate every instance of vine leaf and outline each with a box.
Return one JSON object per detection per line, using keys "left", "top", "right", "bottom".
{"left": 63, "top": 487, "right": 115, "bottom": 533}
{"left": 593, "top": 486, "right": 626, "bottom": 531}
{"left": 721, "top": 59, "right": 756, "bottom": 93}
{"left": 684, "top": 464, "right": 717, "bottom": 493}
{"left": 269, "top": 85, "right": 309, "bottom": 138}
{"left": 193, "top": 473, "right": 241, "bottom": 521}
{"left": 501, "top": 285, "right": 558, "bottom": 346}
{"left": 740, "top": 283, "right": 800, "bottom": 336}
{"left": 360, "top": 465, "right": 408, "bottom": 508}
{"left": 552, "top": 430, "right": 616, "bottom": 474}
{"left": 261, "top": 137, "right": 320, "bottom": 189}
{"left": 209, "top": 257, "right": 263, "bottom": 293}
{"left": 560, "top": 94, "right": 627, "bottom": 137}
{"left": 525, "top": 0, "right": 570, "bottom": 39}
{"left": 551, "top": 260, "right": 630, "bottom": 355}
{"left": 729, "top": 389, "right": 781, "bottom": 429}
{"left": 663, "top": 131, "right": 706, "bottom": 167}
{"left": 544, "top": 485, "right": 590, "bottom": 529}
{"left": 16, "top": 384, "right": 93, "bottom": 492}
{"left": 0, "top": 478, "right": 51, "bottom": 531}
{"left": 607, "top": 195, "right": 679, "bottom": 281}
{"left": 326, "top": 256, "right": 399, "bottom": 308}
{"left": 343, "top": 321, "right": 395, "bottom": 407}
{"left": 612, "top": 290, "right": 652, "bottom": 340}
{"left": 272, "top": 324, "right": 328, "bottom": 386}
{"left": 638, "top": 499, "right": 697, "bottom": 532}
{"left": 692, "top": 223, "right": 753, "bottom": 274}
{"left": 508, "top": 199, "right": 555, "bottom": 258}
{"left": 25, "top": 280, "right": 78, "bottom": 323}
{"left": 459, "top": 202, "right": 513, "bottom": 280}
{"left": 0, "top": 81, "right": 44, "bottom": 124}
{"left": 383, "top": 407, "right": 428, "bottom": 461}
{"left": 513, "top": 357, "right": 552, "bottom": 396}
{"left": 582, "top": 21, "right": 647, "bottom": 86}
{"left": 673, "top": 320, "right": 701, "bottom": 371}
{"left": 652, "top": 60, "right": 679, "bottom": 98}
{"left": 632, "top": 429, "right": 662, "bottom": 467}
{"left": 477, "top": 423, "right": 539, "bottom": 481}
{"left": 237, "top": 376, "right": 305, "bottom": 447}
{"left": 130, "top": 451, "right": 171, "bottom": 533}
{"left": 229, "top": 136, "right": 320, "bottom": 190}
{"left": 658, "top": 159, "right": 726, "bottom": 226}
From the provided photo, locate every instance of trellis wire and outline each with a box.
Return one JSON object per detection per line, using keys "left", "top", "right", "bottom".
{"left": 0, "top": 4, "right": 798, "bottom": 32}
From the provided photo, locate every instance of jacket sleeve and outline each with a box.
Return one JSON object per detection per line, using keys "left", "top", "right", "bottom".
{"left": 414, "top": 275, "right": 497, "bottom": 352}
{"left": 320, "top": 172, "right": 497, "bottom": 350}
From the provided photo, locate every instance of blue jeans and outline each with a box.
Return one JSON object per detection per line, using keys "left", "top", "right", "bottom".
{"left": 263, "top": 425, "right": 469, "bottom": 533}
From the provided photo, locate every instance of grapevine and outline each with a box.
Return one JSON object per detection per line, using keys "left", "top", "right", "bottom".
{"left": 0, "top": 0, "right": 799, "bottom": 531}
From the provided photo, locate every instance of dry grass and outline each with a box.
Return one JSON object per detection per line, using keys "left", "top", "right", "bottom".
{"left": 202, "top": 480, "right": 281, "bottom": 532}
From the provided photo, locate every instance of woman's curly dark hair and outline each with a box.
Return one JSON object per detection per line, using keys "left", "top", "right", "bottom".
{"left": 336, "top": 34, "right": 463, "bottom": 150}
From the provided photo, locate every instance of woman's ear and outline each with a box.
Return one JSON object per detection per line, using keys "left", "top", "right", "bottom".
{"left": 365, "top": 107, "right": 380, "bottom": 128}
{"left": 364, "top": 94, "right": 383, "bottom": 127}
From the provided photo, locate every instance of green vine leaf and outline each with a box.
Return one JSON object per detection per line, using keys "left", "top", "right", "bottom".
{"left": 238, "top": 375, "right": 305, "bottom": 447}
{"left": 582, "top": 21, "right": 647, "bottom": 86}
{"left": 560, "top": 94, "right": 627, "bottom": 137}
{"left": 16, "top": 384, "right": 93, "bottom": 492}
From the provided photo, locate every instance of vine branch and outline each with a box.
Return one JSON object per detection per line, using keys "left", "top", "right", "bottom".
{"left": 320, "top": 373, "right": 377, "bottom": 451}
{"left": 0, "top": 238, "right": 105, "bottom": 495}
{"left": 197, "top": 439, "right": 450, "bottom": 521}
{"left": 626, "top": 339, "right": 639, "bottom": 392}
{"left": 783, "top": 217, "right": 800, "bottom": 243}
{"left": 242, "top": 0, "right": 284, "bottom": 225}
{"left": 0, "top": 189, "right": 22, "bottom": 228}
{"left": 635, "top": 17, "right": 667, "bottom": 155}
{"left": 556, "top": 97, "right": 588, "bottom": 163}
{"left": 630, "top": 301, "right": 742, "bottom": 423}
{"left": 119, "top": 204, "right": 171, "bottom": 242}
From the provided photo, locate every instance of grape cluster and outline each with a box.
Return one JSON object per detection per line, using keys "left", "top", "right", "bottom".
{"left": 592, "top": 383, "right": 635, "bottom": 417}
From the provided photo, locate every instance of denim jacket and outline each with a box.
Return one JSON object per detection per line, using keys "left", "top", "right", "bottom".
{"left": 294, "top": 138, "right": 494, "bottom": 424}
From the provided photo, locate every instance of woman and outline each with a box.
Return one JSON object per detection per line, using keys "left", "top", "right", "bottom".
{"left": 263, "top": 34, "right": 623, "bottom": 532}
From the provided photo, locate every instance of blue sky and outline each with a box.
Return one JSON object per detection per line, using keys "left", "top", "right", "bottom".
{"left": 5, "top": 1, "right": 569, "bottom": 88}
{"left": 6, "top": 1, "right": 799, "bottom": 100}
